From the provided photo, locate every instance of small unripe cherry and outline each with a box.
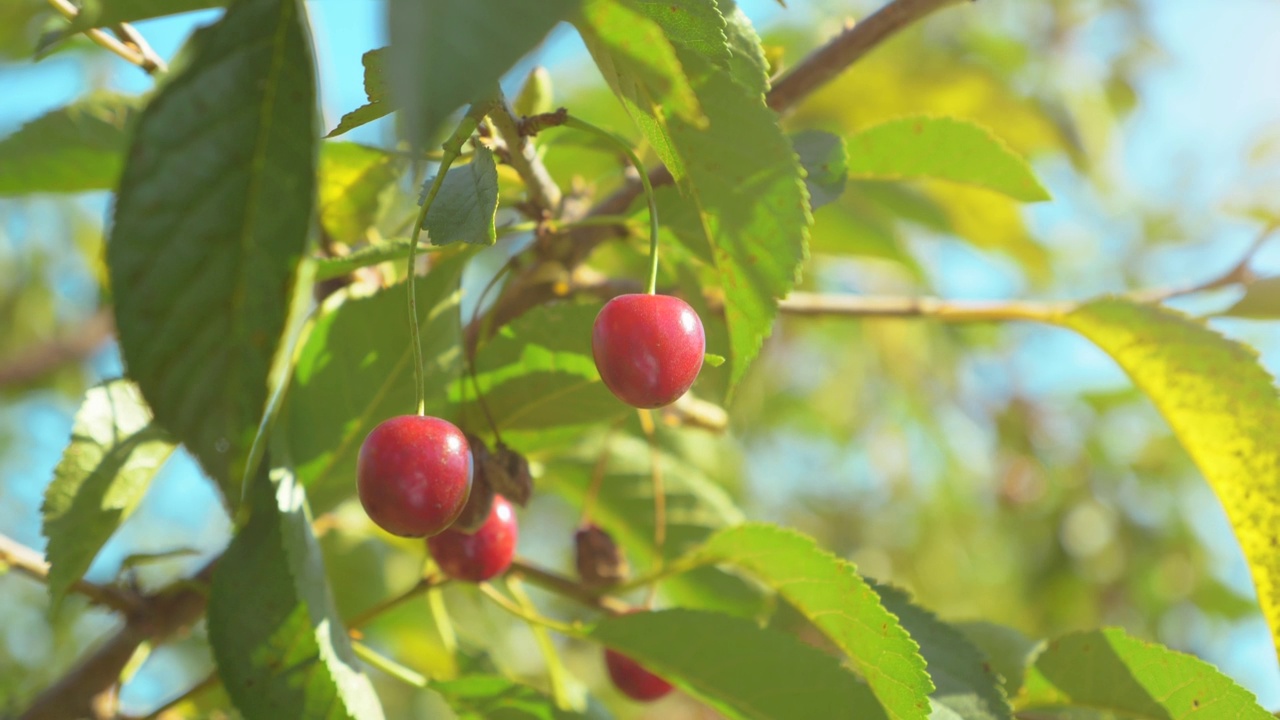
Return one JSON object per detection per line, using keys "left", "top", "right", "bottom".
{"left": 356, "top": 415, "right": 472, "bottom": 538}
{"left": 428, "top": 495, "right": 518, "bottom": 582}
{"left": 592, "top": 293, "right": 705, "bottom": 409}
{"left": 604, "top": 647, "right": 673, "bottom": 702}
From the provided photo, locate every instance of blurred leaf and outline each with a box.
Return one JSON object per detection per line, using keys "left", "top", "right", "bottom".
{"left": 1060, "top": 298, "right": 1280, "bottom": 663}
{"left": 718, "top": 0, "right": 768, "bottom": 95}
{"left": 574, "top": 0, "right": 704, "bottom": 181}
{"left": 688, "top": 524, "right": 932, "bottom": 720}
{"left": 846, "top": 116, "right": 1049, "bottom": 202}
{"left": 434, "top": 675, "right": 585, "bottom": 719}
{"left": 0, "top": 0, "right": 46, "bottom": 59}
{"left": 0, "top": 92, "right": 140, "bottom": 196}
{"left": 67, "top": 0, "right": 225, "bottom": 30}
{"left": 328, "top": 49, "right": 391, "bottom": 138}
{"left": 209, "top": 465, "right": 384, "bottom": 720}
{"left": 589, "top": 609, "right": 887, "bottom": 719}
{"left": 791, "top": 130, "right": 848, "bottom": 210}
{"left": 117, "top": 547, "right": 199, "bottom": 573}
{"left": 386, "top": 0, "right": 578, "bottom": 147}
{"left": 541, "top": 431, "right": 765, "bottom": 618}
{"left": 954, "top": 622, "right": 1038, "bottom": 698}
{"left": 1014, "top": 628, "right": 1270, "bottom": 717}
{"left": 41, "top": 380, "right": 175, "bottom": 607}
{"left": 283, "top": 252, "right": 470, "bottom": 512}
{"left": 422, "top": 146, "right": 500, "bottom": 247}
{"left": 318, "top": 142, "right": 404, "bottom": 245}
{"left": 106, "top": 0, "right": 316, "bottom": 504}
{"left": 1221, "top": 277, "right": 1280, "bottom": 319}
{"left": 456, "top": 303, "right": 626, "bottom": 431}
{"left": 924, "top": 181, "right": 1049, "bottom": 280}
{"left": 872, "top": 583, "right": 1011, "bottom": 720}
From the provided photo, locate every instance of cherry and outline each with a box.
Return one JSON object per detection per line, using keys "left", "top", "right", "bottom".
{"left": 592, "top": 294, "right": 705, "bottom": 409}
{"left": 604, "top": 647, "right": 673, "bottom": 702}
{"left": 427, "top": 495, "right": 518, "bottom": 582}
{"left": 356, "top": 415, "right": 472, "bottom": 538}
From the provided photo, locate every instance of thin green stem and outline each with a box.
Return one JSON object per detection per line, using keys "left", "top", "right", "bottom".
{"left": 506, "top": 576, "right": 575, "bottom": 711}
{"left": 352, "top": 640, "right": 428, "bottom": 688}
{"left": 347, "top": 575, "right": 445, "bottom": 629}
{"left": 407, "top": 105, "right": 490, "bottom": 414}
{"left": 562, "top": 115, "right": 660, "bottom": 294}
{"left": 478, "top": 583, "right": 583, "bottom": 636}
{"left": 466, "top": 258, "right": 519, "bottom": 442}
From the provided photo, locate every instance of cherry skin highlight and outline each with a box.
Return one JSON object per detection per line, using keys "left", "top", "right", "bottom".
{"left": 604, "top": 648, "right": 673, "bottom": 702}
{"left": 356, "top": 415, "right": 472, "bottom": 538}
{"left": 428, "top": 495, "right": 519, "bottom": 582}
{"left": 592, "top": 294, "right": 705, "bottom": 409}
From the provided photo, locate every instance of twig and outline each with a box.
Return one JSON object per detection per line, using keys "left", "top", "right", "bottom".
{"left": 346, "top": 574, "right": 447, "bottom": 629}
{"left": 775, "top": 292, "right": 1069, "bottom": 321}
{"left": 0, "top": 532, "right": 143, "bottom": 615}
{"left": 44, "top": 0, "right": 166, "bottom": 75}
{"left": 489, "top": 93, "right": 563, "bottom": 217}
{"left": 1135, "top": 221, "right": 1279, "bottom": 303}
{"left": 507, "top": 558, "right": 631, "bottom": 615}
{"left": 0, "top": 308, "right": 114, "bottom": 389}
{"left": 477, "top": 583, "right": 582, "bottom": 635}
{"left": 767, "top": 0, "right": 971, "bottom": 112}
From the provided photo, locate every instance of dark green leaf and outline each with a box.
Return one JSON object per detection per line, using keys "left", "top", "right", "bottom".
{"left": 319, "top": 143, "right": 404, "bottom": 245}
{"left": 41, "top": 380, "right": 175, "bottom": 607}
{"left": 1015, "top": 628, "right": 1270, "bottom": 718}
{"left": 791, "top": 130, "right": 849, "bottom": 210}
{"left": 386, "top": 0, "right": 579, "bottom": 147}
{"left": 106, "top": 0, "right": 317, "bottom": 504}
{"left": 0, "top": 92, "right": 140, "bottom": 196}
{"left": 282, "top": 252, "right": 470, "bottom": 512}
{"left": 456, "top": 303, "right": 626, "bottom": 431}
{"left": 871, "top": 584, "right": 1011, "bottom": 720}
{"left": 846, "top": 116, "right": 1050, "bottom": 202}
{"left": 690, "top": 524, "right": 932, "bottom": 720}
{"left": 423, "top": 147, "right": 500, "bottom": 247}
{"left": 209, "top": 465, "right": 384, "bottom": 720}
{"left": 67, "top": 0, "right": 225, "bottom": 30}
{"left": 1221, "top": 276, "right": 1280, "bottom": 319}
{"left": 589, "top": 609, "right": 887, "bottom": 720}
{"left": 434, "top": 675, "right": 585, "bottom": 720}
{"left": 954, "top": 622, "right": 1038, "bottom": 698}
{"left": 327, "top": 49, "right": 392, "bottom": 138}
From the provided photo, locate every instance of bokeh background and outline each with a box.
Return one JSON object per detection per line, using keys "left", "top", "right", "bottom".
{"left": 2, "top": 0, "right": 1280, "bottom": 715}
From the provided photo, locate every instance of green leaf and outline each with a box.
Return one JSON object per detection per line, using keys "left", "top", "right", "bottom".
{"left": 540, "top": 430, "right": 765, "bottom": 618}
{"left": 1059, "top": 298, "right": 1280, "bottom": 661}
{"left": 954, "top": 622, "right": 1038, "bottom": 698}
{"left": 422, "top": 147, "right": 500, "bottom": 247}
{"left": 67, "top": 0, "right": 225, "bottom": 30}
{"left": 456, "top": 303, "right": 626, "bottom": 431}
{"left": 386, "top": 0, "right": 579, "bottom": 147}
{"left": 0, "top": 92, "right": 140, "bottom": 196}
{"left": 791, "top": 130, "right": 849, "bottom": 210}
{"left": 1221, "top": 276, "right": 1280, "bottom": 319}
{"left": 106, "top": 0, "right": 317, "bottom": 504}
{"left": 41, "top": 380, "right": 175, "bottom": 607}
{"left": 589, "top": 609, "right": 887, "bottom": 720}
{"left": 319, "top": 142, "right": 404, "bottom": 245}
{"left": 282, "top": 252, "right": 470, "bottom": 512}
{"left": 1014, "top": 628, "right": 1270, "bottom": 718}
{"left": 846, "top": 116, "right": 1050, "bottom": 202}
{"left": 871, "top": 584, "right": 1011, "bottom": 720}
{"left": 689, "top": 524, "right": 932, "bottom": 720}
{"left": 434, "top": 675, "right": 584, "bottom": 720}
{"left": 209, "top": 465, "right": 384, "bottom": 720}
{"left": 327, "top": 49, "right": 392, "bottom": 138}
{"left": 625, "top": 0, "right": 728, "bottom": 65}
{"left": 718, "top": 0, "right": 769, "bottom": 95}
{"left": 574, "top": 0, "right": 705, "bottom": 180}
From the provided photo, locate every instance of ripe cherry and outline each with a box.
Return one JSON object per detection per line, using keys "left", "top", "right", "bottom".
{"left": 604, "top": 647, "right": 673, "bottom": 702}
{"left": 428, "top": 495, "right": 518, "bottom": 582}
{"left": 592, "top": 294, "right": 705, "bottom": 409}
{"left": 357, "top": 415, "right": 472, "bottom": 538}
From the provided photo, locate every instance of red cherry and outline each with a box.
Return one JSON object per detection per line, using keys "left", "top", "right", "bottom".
{"left": 428, "top": 495, "right": 518, "bottom": 582}
{"left": 604, "top": 647, "right": 673, "bottom": 702}
{"left": 592, "top": 294, "right": 705, "bottom": 409}
{"left": 357, "top": 415, "right": 472, "bottom": 538}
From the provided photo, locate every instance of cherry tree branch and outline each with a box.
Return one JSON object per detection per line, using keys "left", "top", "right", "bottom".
{"left": 0, "top": 532, "right": 143, "bottom": 615}
{"left": 44, "top": 0, "right": 167, "bottom": 75}
{"left": 776, "top": 292, "right": 1069, "bottom": 321}
{"left": 489, "top": 95, "right": 563, "bottom": 218}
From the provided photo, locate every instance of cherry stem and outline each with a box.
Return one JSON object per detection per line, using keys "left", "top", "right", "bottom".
{"left": 562, "top": 115, "right": 660, "bottom": 295}
{"left": 478, "top": 582, "right": 582, "bottom": 636}
{"left": 407, "top": 103, "right": 490, "bottom": 415}
{"left": 347, "top": 574, "right": 446, "bottom": 629}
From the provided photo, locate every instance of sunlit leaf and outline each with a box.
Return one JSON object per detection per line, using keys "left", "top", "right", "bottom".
{"left": 327, "top": 49, "right": 391, "bottom": 138}
{"left": 0, "top": 92, "right": 140, "bottom": 196}
{"left": 589, "top": 609, "right": 887, "bottom": 719}
{"left": 41, "top": 380, "right": 175, "bottom": 607}
{"left": 318, "top": 142, "right": 404, "bottom": 245}
{"left": 1014, "top": 628, "right": 1270, "bottom": 717}
{"left": 106, "top": 0, "right": 317, "bottom": 504}
{"left": 1060, "top": 298, "right": 1280, "bottom": 661}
